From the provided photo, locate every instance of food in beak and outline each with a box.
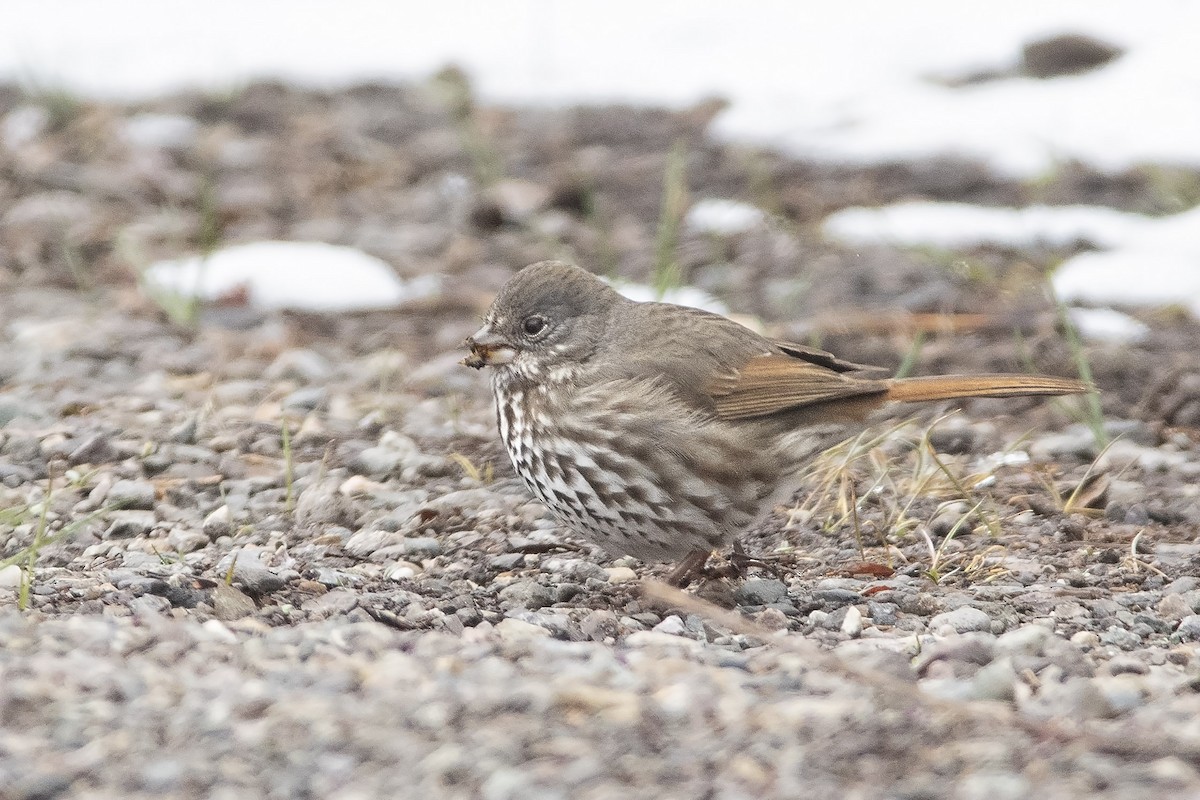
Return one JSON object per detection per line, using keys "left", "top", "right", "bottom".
{"left": 462, "top": 326, "right": 516, "bottom": 369}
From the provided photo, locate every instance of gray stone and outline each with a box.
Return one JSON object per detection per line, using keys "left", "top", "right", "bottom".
{"left": 211, "top": 583, "right": 256, "bottom": 621}
{"left": 68, "top": 433, "right": 117, "bottom": 465}
{"left": 167, "top": 527, "right": 209, "bottom": 553}
{"left": 498, "top": 580, "right": 553, "bottom": 610}
{"left": 734, "top": 578, "right": 788, "bottom": 606}
{"left": 103, "top": 510, "right": 157, "bottom": 539}
{"left": 1100, "top": 625, "right": 1143, "bottom": 650}
{"left": 108, "top": 479, "right": 157, "bottom": 510}
{"left": 282, "top": 387, "right": 327, "bottom": 412}
{"left": 202, "top": 505, "right": 234, "bottom": 539}
{"left": 1174, "top": 614, "right": 1200, "bottom": 642}
{"left": 403, "top": 536, "right": 443, "bottom": 558}
{"left": 930, "top": 605, "right": 992, "bottom": 633}
{"left": 867, "top": 601, "right": 899, "bottom": 626}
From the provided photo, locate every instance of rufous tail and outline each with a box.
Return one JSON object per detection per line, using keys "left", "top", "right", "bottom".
{"left": 884, "top": 374, "right": 1090, "bottom": 403}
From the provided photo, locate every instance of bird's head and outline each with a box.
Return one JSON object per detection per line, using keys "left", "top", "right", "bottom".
{"left": 462, "top": 261, "right": 622, "bottom": 376}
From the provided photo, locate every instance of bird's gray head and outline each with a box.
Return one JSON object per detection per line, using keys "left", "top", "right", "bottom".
{"left": 463, "top": 261, "right": 623, "bottom": 373}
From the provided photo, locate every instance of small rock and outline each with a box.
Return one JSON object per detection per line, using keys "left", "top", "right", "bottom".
{"left": 167, "top": 527, "right": 209, "bottom": 553}
{"left": 1100, "top": 625, "right": 1143, "bottom": 650}
{"left": 603, "top": 566, "right": 638, "bottom": 583}
{"left": 282, "top": 387, "right": 327, "bottom": 412}
{"left": 653, "top": 615, "right": 688, "bottom": 636}
{"left": 489, "top": 553, "right": 524, "bottom": 571}
{"left": 345, "top": 529, "right": 403, "bottom": 557}
{"left": 754, "top": 607, "right": 790, "bottom": 631}
{"left": 202, "top": 505, "right": 234, "bottom": 539}
{"left": 0, "top": 564, "right": 23, "bottom": 587}
{"left": 495, "top": 617, "right": 551, "bottom": 641}
{"left": 108, "top": 479, "right": 157, "bottom": 510}
{"left": 265, "top": 348, "right": 333, "bottom": 382}
{"left": 386, "top": 560, "right": 423, "bottom": 580}
{"left": 1174, "top": 615, "right": 1200, "bottom": 642}
{"left": 1029, "top": 427, "right": 1097, "bottom": 460}
{"left": 1092, "top": 675, "right": 1147, "bottom": 716}
{"left": 497, "top": 580, "right": 553, "bottom": 610}
{"left": 1021, "top": 32, "right": 1124, "bottom": 79}
{"left": 930, "top": 605, "right": 992, "bottom": 634}
{"left": 580, "top": 610, "right": 621, "bottom": 641}
{"left": 303, "top": 588, "right": 359, "bottom": 618}
{"left": 867, "top": 601, "right": 899, "bottom": 626}
{"left": 1157, "top": 593, "right": 1194, "bottom": 621}
{"left": 167, "top": 415, "right": 199, "bottom": 444}
{"left": 212, "top": 582, "right": 256, "bottom": 620}
{"left": 735, "top": 578, "right": 788, "bottom": 606}
{"left": 294, "top": 480, "right": 357, "bottom": 529}
{"left": 403, "top": 537, "right": 443, "bottom": 558}
{"left": 1104, "top": 655, "right": 1149, "bottom": 676}
{"left": 995, "top": 625, "right": 1050, "bottom": 656}
{"left": 68, "top": 433, "right": 117, "bottom": 465}
{"left": 841, "top": 605, "right": 864, "bottom": 637}
{"left": 103, "top": 510, "right": 157, "bottom": 539}
{"left": 971, "top": 657, "right": 1017, "bottom": 702}
{"left": 235, "top": 567, "right": 286, "bottom": 596}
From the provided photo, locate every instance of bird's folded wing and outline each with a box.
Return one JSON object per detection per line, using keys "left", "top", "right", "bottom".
{"left": 770, "top": 341, "right": 884, "bottom": 374}
{"left": 707, "top": 353, "right": 887, "bottom": 420}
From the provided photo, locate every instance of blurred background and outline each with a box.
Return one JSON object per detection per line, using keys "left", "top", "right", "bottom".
{"left": 2, "top": 0, "right": 1199, "bottom": 403}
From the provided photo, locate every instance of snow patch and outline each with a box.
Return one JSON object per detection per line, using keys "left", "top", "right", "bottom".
{"left": 141, "top": 241, "right": 438, "bottom": 312}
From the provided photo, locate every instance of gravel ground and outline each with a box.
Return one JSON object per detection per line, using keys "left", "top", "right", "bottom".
{"left": 3, "top": 78, "right": 1200, "bottom": 799}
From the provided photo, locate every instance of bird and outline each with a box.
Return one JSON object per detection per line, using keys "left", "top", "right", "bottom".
{"left": 463, "top": 260, "right": 1089, "bottom": 585}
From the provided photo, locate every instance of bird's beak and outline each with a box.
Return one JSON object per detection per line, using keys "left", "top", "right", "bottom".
{"left": 462, "top": 325, "right": 517, "bottom": 369}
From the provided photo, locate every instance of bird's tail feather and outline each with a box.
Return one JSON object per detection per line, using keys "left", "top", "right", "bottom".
{"left": 884, "top": 374, "right": 1089, "bottom": 403}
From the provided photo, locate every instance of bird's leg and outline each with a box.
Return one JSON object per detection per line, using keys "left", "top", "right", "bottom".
{"left": 728, "top": 540, "right": 789, "bottom": 580}
{"left": 665, "top": 549, "right": 713, "bottom": 588}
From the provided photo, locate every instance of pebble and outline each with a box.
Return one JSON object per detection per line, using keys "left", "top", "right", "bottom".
{"left": 103, "top": 510, "right": 157, "bottom": 539}
{"left": 841, "top": 605, "right": 864, "bottom": 637}
{"left": 68, "top": 433, "right": 117, "bottom": 465}
{"left": 1100, "top": 626, "right": 1144, "bottom": 650}
{"left": 202, "top": 505, "right": 234, "bottom": 539}
{"left": 1173, "top": 615, "right": 1200, "bottom": 642}
{"left": 495, "top": 617, "right": 551, "bottom": 641}
{"left": 167, "top": 527, "right": 209, "bottom": 553}
{"left": 652, "top": 615, "right": 688, "bottom": 636}
{"left": 867, "top": 601, "right": 899, "bottom": 627}
{"left": 603, "top": 566, "right": 638, "bottom": 584}
{"left": 497, "top": 580, "right": 553, "bottom": 610}
{"left": 212, "top": 583, "right": 257, "bottom": 621}
{"left": 403, "top": 537, "right": 443, "bottom": 558}
{"left": 735, "top": 578, "right": 788, "bottom": 606}
{"left": 107, "top": 479, "right": 157, "bottom": 510}
{"left": 0, "top": 564, "right": 23, "bottom": 587}
{"left": 929, "top": 605, "right": 992, "bottom": 634}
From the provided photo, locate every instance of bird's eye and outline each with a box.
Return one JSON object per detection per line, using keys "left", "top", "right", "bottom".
{"left": 521, "top": 315, "right": 548, "bottom": 338}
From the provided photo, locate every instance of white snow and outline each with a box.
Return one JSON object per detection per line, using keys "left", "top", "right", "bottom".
{"left": 2, "top": 1, "right": 1198, "bottom": 178}
{"left": 1066, "top": 307, "right": 1149, "bottom": 345}
{"left": 141, "top": 241, "right": 438, "bottom": 312}
{"left": 822, "top": 202, "right": 1145, "bottom": 251}
{"left": 822, "top": 201, "right": 1200, "bottom": 318}
{"left": 606, "top": 280, "right": 728, "bottom": 316}
{"left": 120, "top": 113, "right": 199, "bottom": 150}
{"left": 1054, "top": 252, "right": 1200, "bottom": 317}
{"left": 685, "top": 199, "right": 766, "bottom": 236}
{"left": 3, "top": 1, "right": 1198, "bottom": 312}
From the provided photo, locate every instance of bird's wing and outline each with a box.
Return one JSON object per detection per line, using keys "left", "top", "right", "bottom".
{"left": 769, "top": 340, "right": 885, "bottom": 374}
{"left": 598, "top": 304, "right": 889, "bottom": 421}
{"left": 706, "top": 349, "right": 889, "bottom": 421}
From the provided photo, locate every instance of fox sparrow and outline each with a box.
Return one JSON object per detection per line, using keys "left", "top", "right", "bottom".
{"left": 464, "top": 261, "right": 1087, "bottom": 584}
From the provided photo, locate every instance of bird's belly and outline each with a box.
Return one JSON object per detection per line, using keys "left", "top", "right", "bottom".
{"left": 494, "top": 382, "right": 770, "bottom": 563}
